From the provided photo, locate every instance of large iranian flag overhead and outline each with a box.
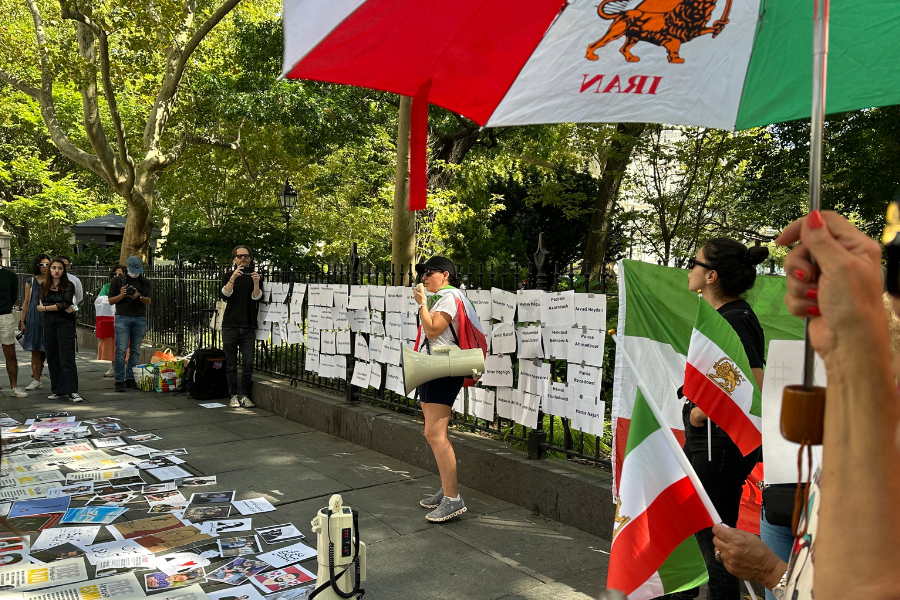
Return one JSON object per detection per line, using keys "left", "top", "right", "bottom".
{"left": 283, "top": 0, "right": 900, "bottom": 130}
{"left": 611, "top": 260, "right": 804, "bottom": 496}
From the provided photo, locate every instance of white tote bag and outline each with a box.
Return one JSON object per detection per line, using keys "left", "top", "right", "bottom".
{"left": 95, "top": 295, "right": 116, "bottom": 317}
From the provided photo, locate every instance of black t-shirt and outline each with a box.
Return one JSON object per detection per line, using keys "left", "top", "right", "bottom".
{"left": 112, "top": 274, "right": 152, "bottom": 317}
{"left": 718, "top": 299, "right": 766, "bottom": 369}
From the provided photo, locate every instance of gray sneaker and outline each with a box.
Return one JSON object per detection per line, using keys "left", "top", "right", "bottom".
{"left": 228, "top": 396, "right": 241, "bottom": 407}
{"left": 239, "top": 396, "right": 255, "bottom": 408}
{"left": 426, "top": 495, "right": 466, "bottom": 522}
{"left": 420, "top": 488, "right": 444, "bottom": 509}
{"left": 9, "top": 387, "right": 28, "bottom": 398}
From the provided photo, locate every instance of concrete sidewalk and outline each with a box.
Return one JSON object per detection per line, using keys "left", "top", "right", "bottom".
{"left": 1, "top": 347, "right": 621, "bottom": 600}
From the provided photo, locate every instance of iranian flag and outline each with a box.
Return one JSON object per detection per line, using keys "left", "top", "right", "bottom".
{"left": 607, "top": 387, "right": 717, "bottom": 599}
{"left": 611, "top": 260, "right": 804, "bottom": 500}
{"left": 683, "top": 299, "right": 762, "bottom": 456}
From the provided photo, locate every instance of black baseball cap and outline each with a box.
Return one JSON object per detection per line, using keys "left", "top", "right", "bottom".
{"left": 415, "top": 256, "right": 456, "bottom": 277}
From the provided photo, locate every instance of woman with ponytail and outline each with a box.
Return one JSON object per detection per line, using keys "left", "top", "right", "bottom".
{"left": 671, "top": 238, "right": 770, "bottom": 600}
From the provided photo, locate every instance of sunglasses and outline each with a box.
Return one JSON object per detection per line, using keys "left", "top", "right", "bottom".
{"left": 39, "top": 263, "right": 50, "bottom": 268}
{"left": 422, "top": 269, "right": 445, "bottom": 279}
{"left": 686, "top": 257, "right": 714, "bottom": 271}
{"left": 235, "top": 254, "right": 250, "bottom": 259}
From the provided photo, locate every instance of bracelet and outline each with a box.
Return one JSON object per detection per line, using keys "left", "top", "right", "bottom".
{"left": 417, "top": 303, "right": 426, "bottom": 309}
{"left": 772, "top": 570, "right": 788, "bottom": 600}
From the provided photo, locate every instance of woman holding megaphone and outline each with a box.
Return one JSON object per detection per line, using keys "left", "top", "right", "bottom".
{"left": 412, "top": 256, "right": 487, "bottom": 523}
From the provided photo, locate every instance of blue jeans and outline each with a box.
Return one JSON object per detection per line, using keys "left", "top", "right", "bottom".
{"left": 760, "top": 507, "right": 794, "bottom": 600}
{"left": 115, "top": 315, "right": 147, "bottom": 382}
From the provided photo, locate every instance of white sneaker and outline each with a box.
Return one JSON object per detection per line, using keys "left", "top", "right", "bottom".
{"left": 25, "top": 380, "right": 42, "bottom": 390}
{"left": 103, "top": 368, "right": 115, "bottom": 377}
{"left": 228, "top": 396, "right": 241, "bottom": 407}
{"left": 47, "top": 393, "right": 63, "bottom": 400}
{"left": 69, "top": 393, "right": 84, "bottom": 403}
{"left": 9, "top": 388, "right": 28, "bottom": 398}
{"left": 240, "top": 396, "right": 255, "bottom": 408}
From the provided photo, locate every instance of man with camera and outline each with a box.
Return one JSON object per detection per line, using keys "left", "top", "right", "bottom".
{"left": 219, "top": 245, "right": 262, "bottom": 407}
{"left": 109, "top": 255, "right": 152, "bottom": 392}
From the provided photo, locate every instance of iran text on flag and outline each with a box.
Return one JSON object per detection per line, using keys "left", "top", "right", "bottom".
{"left": 607, "top": 388, "right": 716, "bottom": 599}
{"left": 683, "top": 299, "right": 762, "bottom": 456}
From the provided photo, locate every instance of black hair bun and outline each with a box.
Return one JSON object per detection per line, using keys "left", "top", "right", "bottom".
{"left": 746, "top": 246, "right": 769, "bottom": 267}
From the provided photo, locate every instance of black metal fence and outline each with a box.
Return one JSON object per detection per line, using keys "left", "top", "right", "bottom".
{"left": 14, "top": 237, "right": 618, "bottom": 468}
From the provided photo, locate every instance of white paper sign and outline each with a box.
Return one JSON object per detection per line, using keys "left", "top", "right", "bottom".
{"left": 491, "top": 322, "right": 517, "bottom": 355}
{"left": 542, "top": 327, "right": 569, "bottom": 360}
{"left": 452, "top": 387, "right": 466, "bottom": 414}
{"left": 543, "top": 382, "right": 572, "bottom": 419}
{"left": 520, "top": 392, "right": 541, "bottom": 429}
{"left": 335, "top": 329, "right": 352, "bottom": 354}
{"left": 574, "top": 397, "right": 606, "bottom": 437}
{"left": 481, "top": 355, "right": 513, "bottom": 387}
{"left": 332, "top": 308, "right": 350, "bottom": 330}
{"left": 320, "top": 330, "right": 337, "bottom": 355}
{"left": 490, "top": 288, "right": 516, "bottom": 323}
{"left": 385, "top": 287, "right": 404, "bottom": 313}
{"left": 349, "top": 286, "right": 370, "bottom": 310}
{"left": 567, "top": 364, "right": 602, "bottom": 401}
{"left": 401, "top": 287, "right": 418, "bottom": 314}
{"left": 518, "top": 359, "right": 551, "bottom": 397}
{"left": 385, "top": 365, "right": 404, "bottom": 395}
{"left": 385, "top": 312, "right": 403, "bottom": 339}
{"left": 568, "top": 329, "right": 605, "bottom": 368}
{"left": 305, "top": 349, "right": 320, "bottom": 373}
{"left": 31, "top": 525, "right": 101, "bottom": 551}
{"left": 516, "top": 326, "right": 544, "bottom": 359}
{"left": 540, "top": 290, "right": 576, "bottom": 326}
{"left": 333, "top": 284, "right": 349, "bottom": 310}
{"left": 496, "top": 387, "right": 515, "bottom": 419}
{"left": 401, "top": 313, "right": 418, "bottom": 341}
{"left": 382, "top": 338, "right": 402, "bottom": 366}
{"left": 369, "top": 286, "right": 386, "bottom": 312}
{"left": 349, "top": 310, "right": 370, "bottom": 333}
{"left": 354, "top": 336, "right": 370, "bottom": 362}
{"left": 466, "top": 289, "right": 492, "bottom": 322}
{"left": 368, "top": 335, "right": 385, "bottom": 363}
{"left": 333, "top": 355, "right": 347, "bottom": 380}
{"left": 368, "top": 362, "right": 382, "bottom": 390}
{"left": 517, "top": 290, "right": 543, "bottom": 322}
{"left": 468, "top": 387, "right": 495, "bottom": 422}
{"left": 351, "top": 361, "right": 371, "bottom": 389}
{"left": 574, "top": 293, "right": 607, "bottom": 328}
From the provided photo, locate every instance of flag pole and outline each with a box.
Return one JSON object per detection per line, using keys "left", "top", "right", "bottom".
{"left": 612, "top": 334, "right": 722, "bottom": 523}
{"left": 696, "top": 290, "right": 713, "bottom": 462}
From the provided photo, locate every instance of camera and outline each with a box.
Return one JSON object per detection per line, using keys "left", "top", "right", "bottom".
{"left": 126, "top": 285, "right": 137, "bottom": 296}
{"left": 15, "top": 331, "right": 24, "bottom": 342}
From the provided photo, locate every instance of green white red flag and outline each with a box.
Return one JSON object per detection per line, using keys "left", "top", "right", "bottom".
{"left": 683, "top": 299, "right": 762, "bottom": 456}
{"left": 607, "top": 387, "right": 717, "bottom": 599}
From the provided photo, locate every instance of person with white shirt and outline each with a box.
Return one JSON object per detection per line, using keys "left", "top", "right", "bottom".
{"left": 58, "top": 256, "right": 83, "bottom": 310}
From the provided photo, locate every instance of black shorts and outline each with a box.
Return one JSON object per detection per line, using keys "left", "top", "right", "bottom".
{"left": 417, "top": 376, "right": 465, "bottom": 407}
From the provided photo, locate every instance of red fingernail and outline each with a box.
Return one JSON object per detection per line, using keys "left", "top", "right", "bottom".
{"left": 806, "top": 288, "right": 818, "bottom": 300}
{"left": 793, "top": 269, "right": 806, "bottom": 281}
{"left": 808, "top": 210, "right": 824, "bottom": 230}
{"left": 808, "top": 306, "right": 821, "bottom": 317}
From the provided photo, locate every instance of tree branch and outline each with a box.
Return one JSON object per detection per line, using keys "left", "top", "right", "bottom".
{"left": 158, "top": 128, "right": 256, "bottom": 181}
{"left": 58, "top": 1, "right": 134, "bottom": 191}
{"left": 0, "top": 68, "right": 40, "bottom": 99}
{"left": 174, "top": 0, "right": 243, "bottom": 91}
{"left": 22, "top": 0, "right": 110, "bottom": 185}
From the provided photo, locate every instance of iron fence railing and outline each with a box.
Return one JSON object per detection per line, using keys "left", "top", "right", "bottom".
{"left": 12, "top": 237, "right": 618, "bottom": 467}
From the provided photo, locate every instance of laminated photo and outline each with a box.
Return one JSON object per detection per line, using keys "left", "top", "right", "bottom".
{"left": 189, "top": 491, "right": 235, "bottom": 505}
{"left": 61, "top": 506, "right": 128, "bottom": 524}
{"left": 144, "top": 567, "right": 205, "bottom": 591}
{"left": 145, "top": 490, "right": 187, "bottom": 506}
{"left": 31, "top": 525, "right": 100, "bottom": 551}
{"left": 91, "top": 437, "right": 126, "bottom": 449}
{"left": 79, "top": 540, "right": 152, "bottom": 565}
{"left": 86, "top": 492, "right": 135, "bottom": 506}
{"left": 178, "top": 476, "right": 216, "bottom": 487}
{"left": 250, "top": 565, "right": 315, "bottom": 593}
{"left": 45, "top": 482, "right": 93, "bottom": 498}
{"left": 133, "top": 526, "right": 212, "bottom": 553}
{"left": 0, "top": 535, "right": 31, "bottom": 567}
{"left": 206, "top": 557, "right": 269, "bottom": 586}
{"left": 0, "top": 556, "right": 88, "bottom": 591}
{"left": 1, "top": 513, "right": 63, "bottom": 533}
{"left": 146, "top": 465, "right": 193, "bottom": 481}
{"left": 231, "top": 497, "right": 275, "bottom": 515}
{"left": 141, "top": 482, "right": 176, "bottom": 494}
{"left": 183, "top": 505, "right": 232, "bottom": 521}
{"left": 108, "top": 514, "right": 183, "bottom": 540}
{"left": 148, "top": 503, "right": 188, "bottom": 515}
{"left": 254, "top": 541, "right": 316, "bottom": 568}
{"left": 217, "top": 535, "right": 262, "bottom": 557}
{"left": 149, "top": 449, "right": 188, "bottom": 459}
{"left": 153, "top": 551, "right": 211, "bottom": 576}
{"left": 126, "top": 433, "right": 162, "bottom": 442}
{"left": 197, "top": 519, "right": 252, "bottom": 536}
{"left": 255, "top": 523, "right": 305, "bottom": 545}
{"left": 137, "top": 456, "right": 185, "bottom": 470}
{"left": 9, "top": 496, "right": 71, "bottom": 518}
{"left": 28, "top": 543, "right": 86, "bottom": 564}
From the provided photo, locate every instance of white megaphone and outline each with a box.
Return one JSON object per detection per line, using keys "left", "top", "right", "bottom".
{"left": 310, "top": 494, "right": 366, "bottom": 599}
{"left": 402, "top": 344, "right": 485, "bottom": 395}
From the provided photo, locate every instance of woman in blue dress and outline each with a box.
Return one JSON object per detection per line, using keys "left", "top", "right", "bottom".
{"left": 19, "top": 254, "right": 49, "bottom": 390}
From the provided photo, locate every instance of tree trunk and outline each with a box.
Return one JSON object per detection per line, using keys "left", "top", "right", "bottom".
{"left": 584, "top": 122, "right": 646, "bottom": 279}
{"left": 391, "top": 95, "right": 415, "bottom": 285}
{"left": 119, "top": 170, "right": 156, "bottom": 263}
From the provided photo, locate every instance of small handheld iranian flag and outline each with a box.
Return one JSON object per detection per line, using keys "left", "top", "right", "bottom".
{"left": 684, "top": 299, "right": 763, "bottom": 456}
{"left": 607, "top": 385, "right": 718, "bottom": 599}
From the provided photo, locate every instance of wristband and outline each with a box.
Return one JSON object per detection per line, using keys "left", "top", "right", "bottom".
{"left": 417, "top": 303, "right": 426, "bottom": 309}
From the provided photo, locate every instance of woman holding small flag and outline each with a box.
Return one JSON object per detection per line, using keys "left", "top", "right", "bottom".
{"left": 670, "top": 238, "right": 769, "bottom": 600}
{"left": 412, "top": 256, "right": 487, "bottom": 523}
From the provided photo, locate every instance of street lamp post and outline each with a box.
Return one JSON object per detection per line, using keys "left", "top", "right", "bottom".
{"left": 278, "top": 179, "right": 298, "bottom": 226}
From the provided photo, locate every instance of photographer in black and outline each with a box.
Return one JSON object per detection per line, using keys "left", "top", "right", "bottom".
{"left": 219, "top": 245, "right": 262, "bottom": 407}
{"left": 109, "top": 255, "right": 152, "bottom": 392}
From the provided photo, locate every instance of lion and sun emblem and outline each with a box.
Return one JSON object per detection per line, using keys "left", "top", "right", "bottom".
{"left": 707, "top": 357, "right": 744, "bottom": 394}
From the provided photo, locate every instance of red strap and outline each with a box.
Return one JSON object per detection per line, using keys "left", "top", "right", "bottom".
{"left": 408, "top": 79, "right": 431, "bottom": 211}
